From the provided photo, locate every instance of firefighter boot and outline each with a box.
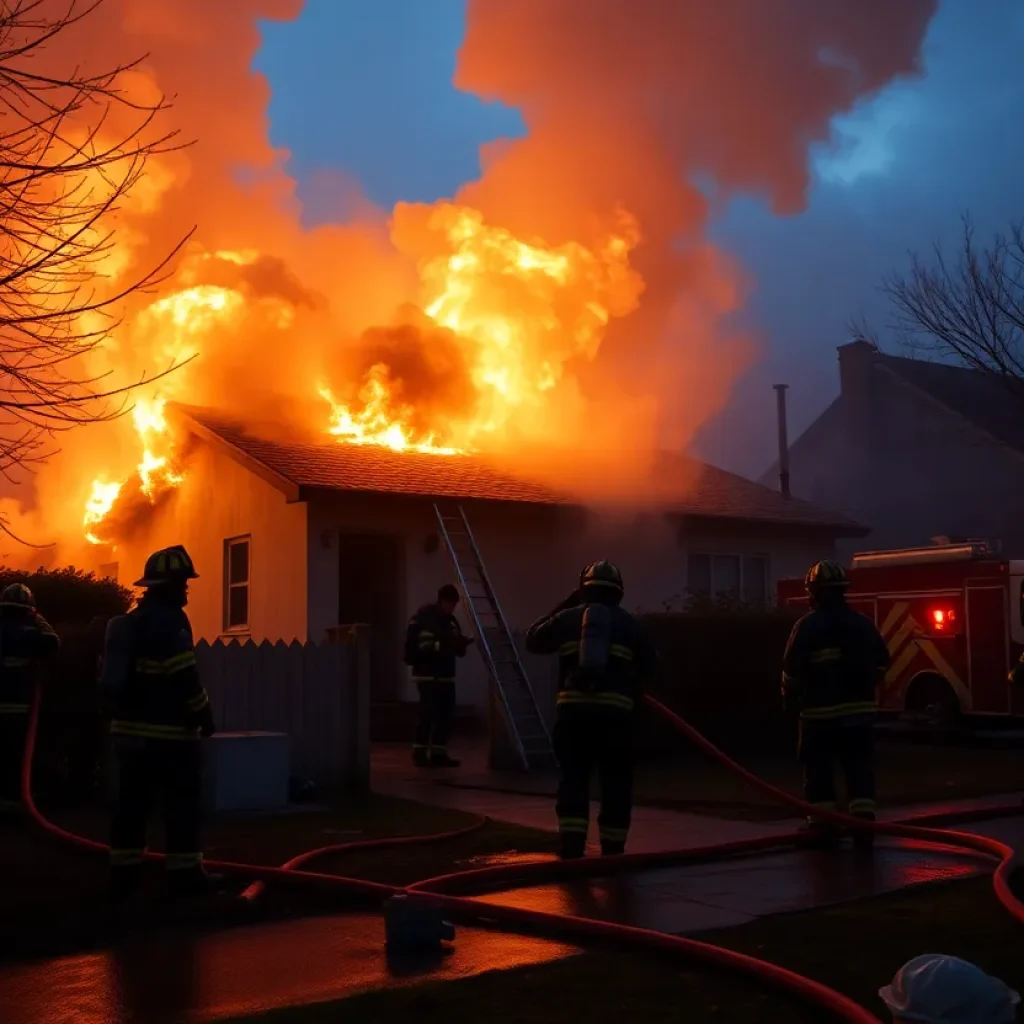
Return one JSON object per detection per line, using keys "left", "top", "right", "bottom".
{"left": 851, "top": 812, "right": 876, "bottom": 850}
{"left": 428, "top": 751, "right": 461, "bottom": 769}
{"left": 799, "top": 821, "right": 840, "bottom": 849}
{"left": 559, "top": 834, "right": 586, "bottom": 860}
{"left": 601, "top": 841, "right": 626, "bottom": 857}
{"left": 108, "top": 864, "right": 144, "bottom": 906}
{"left": 167, "top": 866, "right": 226, "bottom": 899}
{"left": 412, "top": 747, "right": 430, "bottom": 768}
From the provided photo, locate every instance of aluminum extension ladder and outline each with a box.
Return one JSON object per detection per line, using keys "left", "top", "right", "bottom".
{"left": 433, "top": 501, "right": 557, "bottom": 772}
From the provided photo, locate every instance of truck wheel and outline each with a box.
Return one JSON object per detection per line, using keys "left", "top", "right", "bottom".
{"left": 904, "top": 674, "right": 962, "bottom": 729}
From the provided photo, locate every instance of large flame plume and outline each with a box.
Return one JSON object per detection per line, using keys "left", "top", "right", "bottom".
{"left": 0, "top": 0, "right": 938, "bottom": 563}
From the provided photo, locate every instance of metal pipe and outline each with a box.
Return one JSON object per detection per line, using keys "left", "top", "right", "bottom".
{"left": 773, "top": 384, "right": 791, "bottom": 499}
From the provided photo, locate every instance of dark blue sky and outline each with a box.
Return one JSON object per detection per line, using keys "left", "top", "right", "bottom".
{"left": 256, "top": 0, "right": 1024, "bottom": 476}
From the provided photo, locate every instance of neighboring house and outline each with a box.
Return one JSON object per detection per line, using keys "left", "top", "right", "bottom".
{"left": 96, "top": 405, "right": 865, "bottom": 720}
{"left": 760, "top": 339, "right": 1024, "bottom": 561}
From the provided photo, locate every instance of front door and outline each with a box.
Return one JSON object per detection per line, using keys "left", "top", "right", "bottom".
{"left": 338, "top": 533, "right": 401, "bottom": 701}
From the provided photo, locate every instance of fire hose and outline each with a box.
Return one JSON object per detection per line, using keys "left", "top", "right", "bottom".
{"left": 18, "top": 685, "right": 1024, "bottom": 1024}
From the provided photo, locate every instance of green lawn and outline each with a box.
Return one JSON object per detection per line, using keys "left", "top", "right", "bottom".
{"left": 212, "top": 875, "right": 1024, "bottom": 1024}
{"left": 0, "top": 796, "right": 555, "bottom": 963}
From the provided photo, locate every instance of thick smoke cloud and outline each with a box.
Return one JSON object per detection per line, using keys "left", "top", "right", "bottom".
{"left": 454, "top": 0, "right": 939, "bottom": 450}
{"left": 0, "top": 0, "right": 938, "bottom": 558}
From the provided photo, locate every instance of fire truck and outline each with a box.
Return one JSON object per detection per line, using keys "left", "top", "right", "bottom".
{"left": 776, "top": 541, "right": 1024, "bottom": 724}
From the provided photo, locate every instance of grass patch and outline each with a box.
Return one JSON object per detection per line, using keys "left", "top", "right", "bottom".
{"left": 447, "top": 743, "right": 1024, "bottom": 822}
{"left": 213, "top": 875, "right": 1024, "bottom": 1024}
{"left": 0, "top": 795, "right": 555, "bottom": 963}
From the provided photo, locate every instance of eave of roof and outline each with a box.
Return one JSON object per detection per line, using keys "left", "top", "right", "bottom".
{"left": 171, "top": 404, "right": 868, "bottom": 534}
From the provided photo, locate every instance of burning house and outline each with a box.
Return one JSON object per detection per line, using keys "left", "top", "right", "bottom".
{"left": 0, "top": 0, "right": 937, "bottom": 731}
{"left": 79, "top": 401, "right": 865, "bottom": 724}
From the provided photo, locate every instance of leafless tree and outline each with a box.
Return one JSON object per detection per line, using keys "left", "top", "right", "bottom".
{"left": 0, "top": 0, "right": 193, "bottom": 537}
{"left": 881, "top": 215, "right": 1024, "bottom": 394}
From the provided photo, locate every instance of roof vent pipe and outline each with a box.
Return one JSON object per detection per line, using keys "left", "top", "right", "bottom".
{"left": 774, "top": 384, "right": 791, "bottom": 500}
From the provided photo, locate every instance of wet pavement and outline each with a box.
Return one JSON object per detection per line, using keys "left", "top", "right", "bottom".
{"left": 4, "top": 816, "right": 1022, "bottom": 1023}
{"left": 3, "top": 740, "right": 1021, "bottom": 1022}
{"left": 0, "top": 913, "right": 577, "bottom": 1024}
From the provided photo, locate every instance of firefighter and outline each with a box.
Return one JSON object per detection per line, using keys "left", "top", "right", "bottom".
{"left": 524, "top": 561, "right": 657, "bottom": 859}
{"left": 1009, "top": 652, "right": 1024, "bottom": 688}
{"left": 405, "top": 584, "right": 474, "bottom": 768}
{"left": 781, "top": 559, "right": 890, "bottom": 848}
{"left": 0, "top": 583, "right": 60, "bottom": 815}
{"left": 100, "top": 545, "right": 219, "bottom": 901}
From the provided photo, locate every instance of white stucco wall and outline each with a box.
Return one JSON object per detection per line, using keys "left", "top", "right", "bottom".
{"left": 101, "top": 440, "right": 308, "bottom": 643}
{"left": 306, "top": 494, "right": 580, "bottom": 712}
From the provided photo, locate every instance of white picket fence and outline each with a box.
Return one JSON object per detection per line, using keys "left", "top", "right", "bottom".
{"left": 195, "top": 630, "right": 370, "bottom": 793}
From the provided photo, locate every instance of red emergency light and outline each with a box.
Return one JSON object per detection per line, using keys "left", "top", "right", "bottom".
{"left": 930, "top": 607, "right": 956, "bottom": 632}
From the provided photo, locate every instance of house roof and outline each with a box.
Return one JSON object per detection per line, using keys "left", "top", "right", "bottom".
{"left": 175, "top": 405, "right": 868, "bottom": 535}
{"left": 178, "top": 407, "right": 561, "bottom": 506}
{"left": 879, "top": 353, "right": 1024, "bottom": 455}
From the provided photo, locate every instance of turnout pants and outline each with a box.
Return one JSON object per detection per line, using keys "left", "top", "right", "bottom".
{"left": 413, "top": 679, "right": 456, "bottom": 760}
{"left": 798, "top": 716, "right": 876, "bottom": 825}
{"left": 0, "top": 711, "right": 28, "bottom": 812}
{"left": 552, "top": 706, "right": 634, "bottom": 857}
{"left": 109, "top": 736, "right": 204, "bottom": 881}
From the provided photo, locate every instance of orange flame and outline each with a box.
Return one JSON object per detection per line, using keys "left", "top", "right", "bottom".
{"left": 320, "top": 369, "right": 461, "bottom": 455}
{"left": 78, "top": 208, "right": 642, "bottom": 542}
{"left": 133, "top": 397, "right": 184, "bottom": 498}
{"left": 83, "top": 480, "right": 123, "bottom": 546}
{"left": 322, "top": 204, "right": 642, "bottom": 453}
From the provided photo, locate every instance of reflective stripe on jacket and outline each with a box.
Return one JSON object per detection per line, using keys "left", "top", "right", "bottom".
{"left": 0, "top": 609, "right": 60, "bottom": 710}
{"left": 404, "top": 604, "right": 465, "bottom": 682}
{"left": 525, "top": 596, "right": 657, "bottom": 716}
{"left": 782, "top": 601, "right": 890, "bottom": 720}
{"left": 105, "top": 599, "right": 211, "bottom": 742}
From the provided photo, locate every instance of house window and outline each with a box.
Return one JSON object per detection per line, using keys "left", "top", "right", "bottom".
{"left": 223, "top": 536, "right": 250, "bottom": 631}
{"left": 687, "top": 552, "right": 768, "bottom": 608}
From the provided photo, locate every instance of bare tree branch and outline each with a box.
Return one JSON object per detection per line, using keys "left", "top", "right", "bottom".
{"left": 880, "top": 214, "right": 1024, "bottom": 398}
{"left": 0, "top": 0, "right": 194, "bottom": 540}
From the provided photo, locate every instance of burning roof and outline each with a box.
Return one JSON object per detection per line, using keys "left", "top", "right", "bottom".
{"left": 159, "top": 405, "right": 865, "bottom": 536}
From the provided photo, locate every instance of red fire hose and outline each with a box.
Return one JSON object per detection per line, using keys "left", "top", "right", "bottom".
{"left": 18, "top": 686, "right": 1024, "bottom": 1024}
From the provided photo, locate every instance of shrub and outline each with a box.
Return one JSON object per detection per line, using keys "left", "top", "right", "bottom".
{"left": 0, "top": 565, "right": 132, "bottom": 625}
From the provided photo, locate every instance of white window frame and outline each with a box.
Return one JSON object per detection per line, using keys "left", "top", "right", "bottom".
{"left": 686, "top": 551, "right": 770, "bottom": 607}
{"left": 223, "top": 535, "right": 251, "bottom": 632}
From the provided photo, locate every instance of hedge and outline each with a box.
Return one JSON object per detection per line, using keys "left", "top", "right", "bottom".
{"left": 0, "top": 565, "right": 132, "bottom": 625}
{"left": 636, "top": 608, "right": 800, "bottom": 758}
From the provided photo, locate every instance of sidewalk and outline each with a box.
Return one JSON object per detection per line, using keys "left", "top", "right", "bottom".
{"left": 372, "top": 740, "right": 1024, "bottom": 852}
{"left": 373, "top": 740, "right": 1024, "bottom": 933}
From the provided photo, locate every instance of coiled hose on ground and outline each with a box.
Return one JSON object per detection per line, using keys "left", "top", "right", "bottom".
{"left": 19, "top": 686, "right": 1024, "bottom": 1024}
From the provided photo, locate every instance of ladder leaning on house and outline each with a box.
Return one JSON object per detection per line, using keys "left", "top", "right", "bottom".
{"left": 433, "top": 501, "right": 557, "bottom": 772}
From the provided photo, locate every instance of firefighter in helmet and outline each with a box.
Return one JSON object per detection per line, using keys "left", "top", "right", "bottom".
{"left": 0, "top": 583, "right": 60, "bottom": 814}
{"left": 525, "top": 561, "right": 658, "bottom": 859}
{"left": 404, "top": 583, "right": 474, "bottom": 768}
{"left": 100, "top": 545, "right": 219, "bottom": 901}
{"left": 781, "top": 559, "right": 890, "bottom": 847}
